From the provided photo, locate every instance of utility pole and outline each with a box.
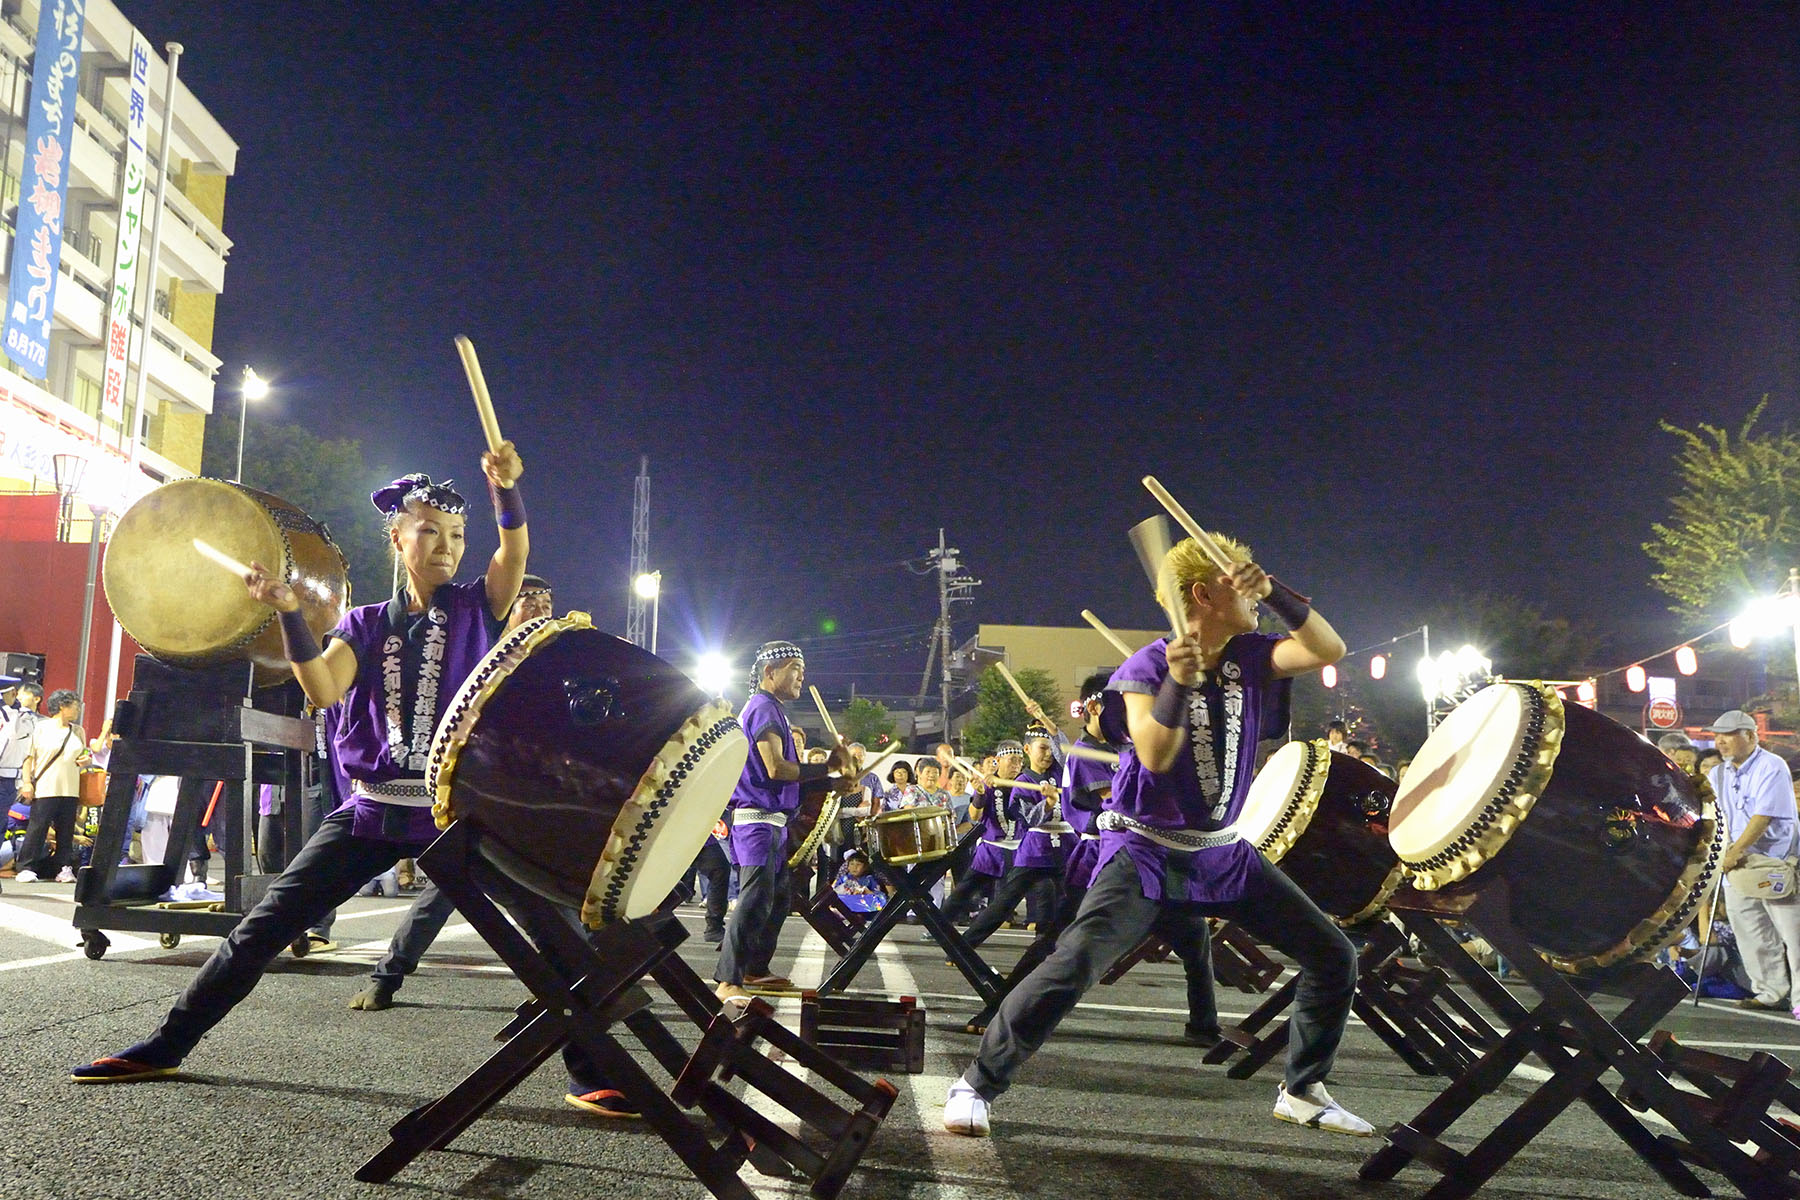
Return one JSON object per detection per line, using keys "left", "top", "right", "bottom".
{"left": 626, "top": 456, "right": 650, "bottom": 645}
{"left": 920, "top": 529, "right": 979, "bottom": 746}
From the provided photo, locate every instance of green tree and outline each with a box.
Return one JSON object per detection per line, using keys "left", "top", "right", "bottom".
{"left": 838, "top": 697, "right": 896, "bottom": 747}
{"left": 201, "top": 408, "right": 396, "bottom": 604}
{"left": 1645, "top": 399, "right": 1800, "bottom": 621}
{"left": 962, "top": 666, "right": 1063, "bottom": 755}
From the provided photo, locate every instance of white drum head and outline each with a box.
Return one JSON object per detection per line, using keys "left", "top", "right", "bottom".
{"left": 1389, "top": 683, "right": 1541, "bottom": 865}
{"left": 591, "top": 704, "right": 748, "bottom": 923}
{"left": 1237, "top": 740, "right": 1324, "bottom": 855}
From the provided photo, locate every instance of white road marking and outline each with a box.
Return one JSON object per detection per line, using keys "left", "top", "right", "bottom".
{"left": 873, "top": 938, "right": 1016, "bottom": 1199}
{"left": 0, "top": 900, "right": 152, "bottom": 951}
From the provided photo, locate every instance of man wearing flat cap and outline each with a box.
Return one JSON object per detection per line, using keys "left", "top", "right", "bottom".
{"left": 1706, "top": 710, "right": 1800, "bottom": 1013}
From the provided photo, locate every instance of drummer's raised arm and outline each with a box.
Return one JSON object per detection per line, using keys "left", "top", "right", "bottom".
{"left": 481, "top": 442, "right": 528, "bottom": 621}
{"left": 245, "top": 561, "right": 358, "bottom": 708}
{"left": 1225, "top": 560, "right": 1345, "bottom": 679}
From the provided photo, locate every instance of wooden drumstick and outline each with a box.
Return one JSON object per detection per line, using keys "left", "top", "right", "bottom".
{"left": 1128, "top": 514, "right": 1187, "bottom": 638}
{"left": 1065, "top": 743, "right": 1121, "bottom": 767}
{"left": 1142, "top": 475, "right": 1235, "bottom": 573}
{"left": 192, "top": 538, "right": 253, "bottom": 580}
{"left": 453, "top": 335, "right": 505, "bottom": 453}
{"left": 808, "top": 685, "right": 843, "bottom": 745}
{"left": 1080, "top": 609, "right": 1135, "bottom": 658}
{"left": 993, "top": 662, "right": 1046, "bottom": 724}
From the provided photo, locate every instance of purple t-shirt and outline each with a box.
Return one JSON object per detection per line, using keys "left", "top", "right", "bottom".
{"left": 728, "top": 690, "right": 800, "bottom": 868}
{"left": 326, "top": 579, "right": 502, "bottom": 845}
{"left": 1098, "top": 633, "right": 1290, "bottom": 904}
{"left": 1013, "top": 767, "right": 1069, "bottom": 870}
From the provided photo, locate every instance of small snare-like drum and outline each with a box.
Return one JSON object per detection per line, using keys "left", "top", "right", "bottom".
{"left": 786, "top": 790, "right": 843, "bottom": 870}
{"left": 1389, "top": 681, "right": 1719, "bottom": 973}
{"left": 1237, "top": 740, "right": 1403, "bottom": 925}
{"left": 859, "top": 804, "right": 958, "bottom": 865}
{"left": 104, "top": 479, "right": 349, "bottom": 684}
{"left": 429, "top": 612, "right": 748, "bottom": 927}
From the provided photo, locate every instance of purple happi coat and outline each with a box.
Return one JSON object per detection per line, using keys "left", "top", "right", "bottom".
{"left": 727, "top": 690, "right": 800, "bottom": 870}
{"left": 966, "top": 780, "right": 1023, "bottom": 878}
{"left": 327, "top": 579, "right": 502, "bottom": 844}
{"left": 1011, "top": 767, "right": 1069, "bottom": 870}
{"left": 1100, "top": 632, "right": 1291, "bottom": 904}
{"left": 1059, "top": 735, "right": 1115, "bottom": 890}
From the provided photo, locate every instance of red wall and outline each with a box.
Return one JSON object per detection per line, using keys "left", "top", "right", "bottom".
{"left": 0, "top": 496, "right": 141, "bottom": 722}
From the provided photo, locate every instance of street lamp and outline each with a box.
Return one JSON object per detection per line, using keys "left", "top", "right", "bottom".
{"left": 633, "top": 570, "right": 661, "bottom": 655}
{"left": 51, "top": 452, "right": 84, "bottom": 540}
{"left": 1730, "top": 569, "right": 1800, "bottom": 696}
{"left": 236, "top": 366, "right": 269, "bottom": 483}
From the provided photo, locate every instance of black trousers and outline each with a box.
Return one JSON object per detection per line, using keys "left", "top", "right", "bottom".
{"left": 690, "top": 838, "right": 731, "bottom": 939}
{"left": 961, "top": 865, "right": 1062, "bottom": 949}
{"left": 965, "top": 851, "right": 1355, "bottom": 1100}
{"left": 17, "top": 794, "right": 78, "bottom": 875}
{"left": 940, "top": 868, "right": 997, "bottom": 924}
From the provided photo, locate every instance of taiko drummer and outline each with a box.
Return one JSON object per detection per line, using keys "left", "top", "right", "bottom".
{"left": 946, "top": 534, "right": 1374, "bottom": 1138}
{"left": 71, "top": 451, "right": 528, "bottom": 1085}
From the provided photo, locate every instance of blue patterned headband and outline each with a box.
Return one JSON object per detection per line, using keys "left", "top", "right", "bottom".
{"left": 371, "top": 473, "right": 468, "bottom": 517}
{"left": 749, "top": 640, "right": 805, "bottom": 692}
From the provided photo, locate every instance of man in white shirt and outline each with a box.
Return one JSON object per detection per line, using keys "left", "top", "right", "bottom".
{"left": 1707, "top": 710, "right": 1800, "bottom": 1013}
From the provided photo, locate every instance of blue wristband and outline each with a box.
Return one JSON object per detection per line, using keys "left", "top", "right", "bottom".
{"left": 1264, "top": 577, "right": 1312, "bottom": 630}
{"left": 490, "top": 480, "right": 526, "bottom": 530}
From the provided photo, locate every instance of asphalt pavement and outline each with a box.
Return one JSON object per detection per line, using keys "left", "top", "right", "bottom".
{"left": 1, "top": 875, "right": 1793, "bottom": 1200}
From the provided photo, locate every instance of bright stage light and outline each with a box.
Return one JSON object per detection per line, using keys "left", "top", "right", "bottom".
{"left": 692, "top": 652, "right": 733, "bottom": 697}
{"left": 634, "top": 571, "right": 661, "bottom": 599}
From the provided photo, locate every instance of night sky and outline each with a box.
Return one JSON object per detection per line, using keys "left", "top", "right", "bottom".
{"left": 137, "top": 3, "right": 1798, "bottom": 694}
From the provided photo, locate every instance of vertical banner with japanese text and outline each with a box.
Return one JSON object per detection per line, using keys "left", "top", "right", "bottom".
{"left": 3, "top": 0, "right": 87, "bottom": 380}
{"left": 101, "top": 32, "right": 150, "bottom": 420}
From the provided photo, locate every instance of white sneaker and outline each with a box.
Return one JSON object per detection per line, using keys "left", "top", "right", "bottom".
{"left": 1274, "top": 1082, "right": 1375, "bottom": 1136}
{"left": 14, "top": 870, "right": 36, "bottom": 883}
{"left": 54, "top": 867, "right": 75, "bottom": 883}
{"left": 943, "top": 1079, "right": 990, "bottom": 1137}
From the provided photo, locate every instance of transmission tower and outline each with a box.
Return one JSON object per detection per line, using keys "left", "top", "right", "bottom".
{"left": 626, "top": 456, "right": 650, "bottom": 646}
{"left": 916, "top": 529, "right": 980, "bottom": 745}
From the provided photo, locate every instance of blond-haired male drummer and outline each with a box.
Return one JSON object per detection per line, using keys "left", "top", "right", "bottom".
{"left": 715, "top": 641, "right": 855, "bottom": 1005}
{"left": 73, "top": 449, "right": 528, "bottom": 1085}
{"left": 946, "top": 534, "right": 1371, "bottom": 1138}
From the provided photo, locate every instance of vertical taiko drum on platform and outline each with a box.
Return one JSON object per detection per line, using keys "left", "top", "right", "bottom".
{"left": 429, "top": 613, "right": 749, "bottom": 927}
{"left": 1386, "top": 680, "right": 1720, "bottom": 973}
{"left": 1234, "top": 739, "right": 1404, "bottom": 925}
{"left": 103, "top": 478, "right": 350, "bottom": 684}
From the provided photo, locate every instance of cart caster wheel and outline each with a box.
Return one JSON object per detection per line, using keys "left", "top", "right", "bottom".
{"left": 159, "top": 932, "right": 180, "bottom": 949}
{"left": 82, "top": 930, "right": 109, "bottom": 960}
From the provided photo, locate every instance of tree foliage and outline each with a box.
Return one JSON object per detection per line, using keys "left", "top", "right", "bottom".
{"left": 839, "top": 697, "right": 897, "bottom": 747}
{"left": 962, "top": 666, "right": 1062, "bottom": 755}
{"left": 201, "top": 408, "right": 396, "bottom": 605}
{"left": 1645, "top": 399, "right": 1800, "bottom": 621}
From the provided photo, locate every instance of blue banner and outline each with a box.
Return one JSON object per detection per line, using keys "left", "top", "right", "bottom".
{"left": 3, "top": 0, "right": 87, "bottom": 379}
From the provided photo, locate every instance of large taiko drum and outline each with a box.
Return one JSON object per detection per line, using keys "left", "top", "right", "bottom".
{"left": 1236, "top": 740, "right": 1403, "bottom": 925}
{"left": 104, "top": 478, "right": 349, "bottom": 684}
{"left": 429, "top": 612, "right": 748, "bottom": 927}
{"left": 787, "top": 790, "right": 843, "bottom": 870}
{"left": 1388, "top": 681, "right": 1720, "bottom": 973}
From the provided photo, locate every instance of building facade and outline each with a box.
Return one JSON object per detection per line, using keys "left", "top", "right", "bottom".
{"left": 0, "top": 0, "right": 234, "bottom": 534}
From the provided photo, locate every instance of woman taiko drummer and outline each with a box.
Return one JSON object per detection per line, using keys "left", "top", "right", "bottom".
{"left": 70, "top": 444, "right": 528, "bottom": 1084}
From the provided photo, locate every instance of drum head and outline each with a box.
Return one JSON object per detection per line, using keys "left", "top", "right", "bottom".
{"left": 1389, "top": 682, "right": 1562, "bottom": 874}
{"left": 1236, "top": 740, "right": 1327, "bottom": 856}
{"left": 105, "top": 479, "right": 286, "bottom": 663}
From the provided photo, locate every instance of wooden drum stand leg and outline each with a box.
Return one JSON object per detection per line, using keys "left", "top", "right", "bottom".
{"left": 1361, "top": 881, "right": 1792, "bottom": 1200}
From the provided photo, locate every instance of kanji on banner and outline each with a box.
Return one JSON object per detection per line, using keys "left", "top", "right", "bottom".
{"left": 2, "top": 0, "right": 87, "bottom": 379}
{"left": 102, "top": 32, "right": 151, "bottom": 421}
